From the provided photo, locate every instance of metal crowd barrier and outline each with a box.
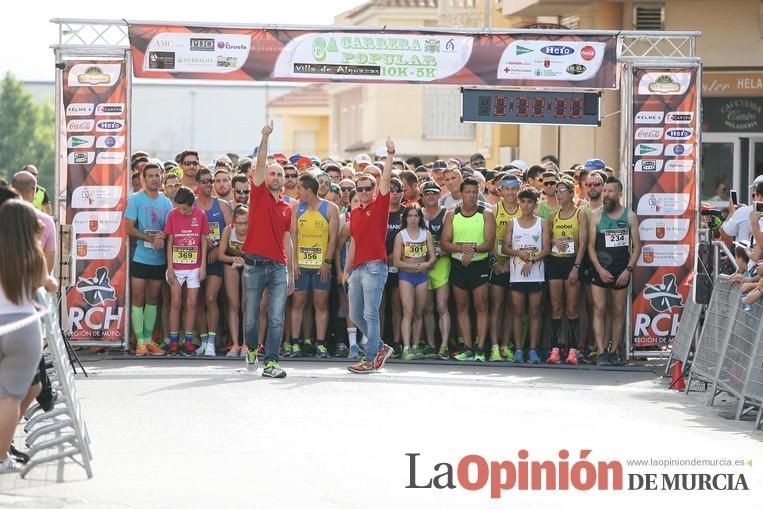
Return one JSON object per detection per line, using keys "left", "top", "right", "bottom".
{"left": 664, "top": 296, "right": 703, "bottom": 378}
{"left": 19, "top": 289, "right": 93, "bottom": 479}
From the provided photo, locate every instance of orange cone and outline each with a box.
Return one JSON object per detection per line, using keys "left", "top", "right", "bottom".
{"left": 670, "top": 361, "right": 686, "bottom": 390}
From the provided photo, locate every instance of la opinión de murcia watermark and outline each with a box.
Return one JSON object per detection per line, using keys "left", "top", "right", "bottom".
{"left": 406, "top": 451, "right": 750, "bottom": 498}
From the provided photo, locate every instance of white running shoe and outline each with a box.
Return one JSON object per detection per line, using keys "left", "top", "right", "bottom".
{"left": 204, "top": 342, "right": 216, "bottom": 357}
{"left": 0, "top": 456, "right": 20, "bottom": 474}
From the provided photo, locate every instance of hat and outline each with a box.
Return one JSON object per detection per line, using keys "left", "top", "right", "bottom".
{"left": 421, "top": 181, "right": 441, "bottom": 193}
{"left": 583, "top": 158, "right": 606, "bottom": 171}
{"left": 557, "top": 177, "right": 576, "bottom": 191}
{"left": 432, "top": 160, "right": 448, "bottom": 171}
{"left": 272, "top": 152, "right": 288, "bottom": 165}
{"left": 750, "top": 175, "right": 763, "bottom": 188}
{"left": 354, "top": 154, "right": 372, "bottom": 166}
{"left": 470, "top": 152, "right": 485, "bottom": 163}
{"left": 542, "top": 171, "right": 559, "bottom": 184}
{"left": 510, "top": 160, "right": 528, "bottom": 171}
{"left": 498, "top": 176, "right": 521, "bottom": 188}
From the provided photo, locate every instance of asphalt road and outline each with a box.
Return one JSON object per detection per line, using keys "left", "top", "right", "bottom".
{"left": 1, "top": 358, "right": 761, "bottom": 508}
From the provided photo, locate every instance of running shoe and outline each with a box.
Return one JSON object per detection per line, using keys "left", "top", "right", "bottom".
{"left": 281, "top": 343, "right": 293, "bottom": 357}
{"left": 489, "top": 345, "right": 502, "bottom": 362}
{"left": 596, "top": 353, "right": 611, "bottom": 367}
{"left": 195, "top": 342, "right": 206, "bottom": 356}
{"left": 373, "top": 343, "right": 394, "bottom": 369}
{"left": 565, "top": 348, "right": 578, "bottom": 365}
{"left": 0, "top": 456, "right": 20, "bottom": 474}
{"left": 546, "top": 347, "right": 561, "bottom": 364}
{"left": 289, "top": 343, "right": 303, "bottom": 358}
{"left": 437, "top": 345, "right": 449, "bottom": 360}
{"left": 146, "top": 342, "right": 166, "bottom": 356}
{"left": 301, "top": 339, "right": 316, "bottom": 356}
{"left": 392, "top": 343, "right": 403, "bottom": 359}
{"left": 513, "top": 349, "right": 524, "bottom": 363}
{"left": 473, "top": 351, "right": 486, "bottom": 362}
{"left": 528, "top": 349, "right": 541, "bottom": 364}
{"left": 226, "top": 348, "right": 240, "bottom": 358}
{"left": 169, "top": 342, "right": 179, "bottom": 356}
{"left": 347, "top": 358, "right": 375, "bottom": 374}
{"left": 334, "top": 343, "right": 349, "bottom": 358}
{"left": 203, "top": 342, "right": 216, "bottom": 357}
{"left": 246, "top": 350, "right": 259, "bottom": 373}
{"left": 419, "top": 344, "right": 437, "bottom": 359}
{"left": 135, "top": 343, "right": 148, "bottom": 356}
{"left": 348, "top": 344, "right": 360, "bottom": 359}
{"left": 402, "top": 348, "right": 416, "bottom": 361}
{"left": 315, "top": 344, "right": 330, "bottom": 359}
{"left": 157, "top": 340, "right": 169, "bottom": 352}
{"left": 454, "top": 349, "right": 475, "bottom": 361}
{"left": 609, "top": 352, "right": 625, "bottom": 366}
{"left": 501, "top": 346, "right": 514, "bottom": 362}
{"left": 262, "top": 360, "right": 287, "bottom": 378}
{"left": 9, "top": 443, "right": 29, "bottom": 465}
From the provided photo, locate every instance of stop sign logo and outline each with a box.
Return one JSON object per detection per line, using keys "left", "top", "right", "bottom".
{"left": 581, "top": 46, "right": 596, "bottom": 61}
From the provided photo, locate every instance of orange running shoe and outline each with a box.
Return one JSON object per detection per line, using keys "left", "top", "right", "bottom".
{"left": 135, "top": 343, "right": 148, "bottom": 356}
{"left": 146, "top": 342, "right": 166, "bottom": 356}
{"left": 566, "top": 348, "right": 578, "bottom": 365}
{"left": 546, "top": 347, "right": 561, "bottom": 364}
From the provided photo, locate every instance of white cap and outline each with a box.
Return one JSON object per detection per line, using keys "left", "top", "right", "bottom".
{"left": 750, "top": 174, "right": 763, "bottom": 188}
{"left": 510, "top": 159, "right": 528, "bottom": 171}
{"left": 354, "top": 153, "right": 372, "bottom": 165}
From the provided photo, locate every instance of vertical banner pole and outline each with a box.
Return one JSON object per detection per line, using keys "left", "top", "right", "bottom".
{"left": 123, "top": 48, "right": 132, "bottom": 352}
{"left": 621, "top": 62, "right": 634, "bottom": 359}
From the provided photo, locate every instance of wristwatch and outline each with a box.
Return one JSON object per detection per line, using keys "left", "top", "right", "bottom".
{"left": 625, "top": 266, "right": 633, "bottom": 272}
{"left": 573, "top": 262, "right": 581, "bottom": 269}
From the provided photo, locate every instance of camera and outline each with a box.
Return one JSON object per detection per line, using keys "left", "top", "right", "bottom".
{"left": 756, "top": 201, "right": 763, "bottom": 213}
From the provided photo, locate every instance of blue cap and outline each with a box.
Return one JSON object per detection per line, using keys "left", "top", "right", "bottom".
{"left": 583, "top": 158, "right": 606, "bottom": 171}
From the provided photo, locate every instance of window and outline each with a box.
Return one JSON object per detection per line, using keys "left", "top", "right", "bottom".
{"left": 633, "top": 4, "right": 665, "bottom": 30}
{"left": 423, "top": 86, "right": 475, "bottom": 140}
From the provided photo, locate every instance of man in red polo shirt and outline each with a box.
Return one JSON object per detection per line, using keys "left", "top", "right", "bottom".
{"left": 242, "top": 121, "right": 294, "bottom": 378}
{"left": 342, "top": 139, "right": 396, "bottom": 374}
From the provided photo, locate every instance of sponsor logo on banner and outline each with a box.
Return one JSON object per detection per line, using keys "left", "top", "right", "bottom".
{"left": 635, "top": 127, "right": 664, "bottom": 140}
{"left": 634, "top": 111, "right": 665, "bottom": 124}
{"left": 96, "top": 135, "right": 125, "bottom": 149}
{"left": 638, "top": 72, "right": 692, "bottom": 95}
{"left": 665, "top": 144, "right": 694, "bottom": 156}
{"left": 148, "top": 51, "right": 176, "bottom": 70}
{"left": 71, "top": 186, "right": 123, "bottom": 209}
{"left": 67, "top": 119, "right": 94, "bottom": 133}
{"left": 664, "top": 160, "right": 695, "bottom": 172}
{"left": 95, "top": 120, "right": 125, "bottom": 132}
{"left": 145, "top": 33, "right": 250, "bottom": 73}
{"left": 635, "top": 143, "right": 663, "bottom": 156}
{"left": 72, "top": 211, "right": 123, "bottom": 235}
{"left": 665, "top": 111, "right": 694, "bottom": 124}
{"left": 67, "top": 136, "right": 94, "bottom": 149}
{"left": 639, "top": 218, "right": 691, "bottom": 241}
{"left": 580, "top": 46, "right": 596, "bottom": 61}
{"left": 515, "top": 45, "right": 533, "bottom": 55}
{"left": 74, "top": 237, "right": 122, "bottom": 261}
{"left": 566, "top": 64, "right": 587, "bottom": 75}
{"left": 66, "top": 103, "right": 94, "bottom": 116}
{"left": 664, "top": 128, "right": 693, "bottom": 140}
{"left": 68, "top": 64, "right": 121, "bottom": 87}
{"left": 95, "top": 103, "right": 125, "bottom": 116}
{"left": 636, "top": 193, "right": 691, "bottom": 216}
{"left": 190, "top": 38, "right": 215, "bottom": 51}
{"left": 541, "top": 45, "right": 574, "bottom": 56}
{"left": 634, "top": 159, "right": 664, "bottom": 172}
{"left": 96, "top": 152, "right": 125, "bottom": 165}
{"left": 74, "top": 266, "right": 117, "bottom": 305}
{"left": 637, "top": 244, "right": 690, "bottom": 267}
{"left": 67, "top": 151, "right": 95, "bottom": 165}
{"left": 643, "top": 273, "right": 684, "bottom": 312}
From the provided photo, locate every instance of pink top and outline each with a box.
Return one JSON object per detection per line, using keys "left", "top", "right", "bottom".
{"left": 164, "top": 207, "right": 210, "bottom": 270}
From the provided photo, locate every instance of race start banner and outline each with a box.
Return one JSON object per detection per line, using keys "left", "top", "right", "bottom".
{"left": 62, "top": 60, "right": 128, "bottom": 342}
{"left": 127, "top": 24, "right": 618, "bottom": 89}
{"left": 630, "top": 66, "right": 699, "bottom": 350}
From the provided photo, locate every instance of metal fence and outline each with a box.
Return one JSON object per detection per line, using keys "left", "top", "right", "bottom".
{"left": 665, "top": 295, "right": 703, "bottom": 377}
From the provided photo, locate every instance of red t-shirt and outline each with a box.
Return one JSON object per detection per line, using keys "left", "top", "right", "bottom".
{"left": 164, "top": 206, "right": 210, "bottom": 270}
{"left": 350, "top": 191, "right": 391, "bottom": 269}
{"left": 243, "top": 180, "right": 292, "bottom": 264}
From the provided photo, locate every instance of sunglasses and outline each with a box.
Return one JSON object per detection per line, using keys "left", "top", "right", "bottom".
{"left": 285, "top": 173, "right": 298, "bottom": 178}
{"left": 340, "top": 187, "right": 354, "bottom": 192}
{"left": 390, "top": 188, "right": 403, "bottom": 193}
{"left": 182, "top": 161, "right": 199, "bottom": 166}
{"left": 423, "top": 190, "right": 439, "bottom": 195}
{"left": 356, "top": 186, "right": 374, "bottom": 193}
{"left": 555, "top": 188, "right": 572, "bottom": 194}
{"left": 543, "top": 181, "right": 557, "bottom": 186}
{"left": 165, "top": 183, "right": 180, "bottom": 188}
{"left": 586, "top": 182, "right": 603, "bottom": 188}
{"left": 235, "top": 189, "right": 251, "bottom": 194}
{"left": 198, "top": 179, "right": 214, "bottom": 185}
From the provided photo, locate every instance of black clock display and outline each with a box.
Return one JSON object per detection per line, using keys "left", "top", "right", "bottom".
{"left": 461, "top": 88, "right": 601, "bottom": 126}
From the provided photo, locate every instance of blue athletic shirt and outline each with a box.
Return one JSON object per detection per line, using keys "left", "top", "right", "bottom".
{"left": 125, "top": 191, "right": 173, "bottom": 266}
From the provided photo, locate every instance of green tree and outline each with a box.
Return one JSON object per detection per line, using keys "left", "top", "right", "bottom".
{"left": 0, "top": 72, "right": 55, "bottom": 193}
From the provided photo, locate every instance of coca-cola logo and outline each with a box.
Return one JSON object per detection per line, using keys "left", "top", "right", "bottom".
{"left": 580, "top": 46, "right": 596, "bottom": 61}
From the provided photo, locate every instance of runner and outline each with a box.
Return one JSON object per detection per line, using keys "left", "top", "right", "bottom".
{"left": 441, "top": 176, "right": 496, "bottom": 361}
{"left": 342, "top": 139, "right": 396, "bottom": 374}
{"left": 536, "top": 171, "right": 560, "bottom": 221}
{"left": 164, "top": 186, "right": 209, "bottom": 355}
{"left": 218, "top": 205, "right": 248, "bottom": 357}
{"left": 393, "top": 206, "right": 436, "bottom": 360}
{"left": 242, "top": 121, "right": 294, "bottom": 378}
{"left": 290, "top": 173, "right": 339, "bottom": 359}
{"left": 588, "top": 177, "right": 641, "bottom": 367}
{"left": 125, "top": 161, "right": 173, "bottom": 356}
{"left": 382, "top": 178, "right": 404, "bottom": 354}
{"left": 545, "top": 177, "right": 588, "bottom": 365}
{"left": 178, "top": 150, "right": 200, "bottom": 193}
{"left": 335, "top": 190, "right": 361, "bottom": 358}
{"left": 439, "top": 167, "right": 464, "bottom": 210}
{"left": 504, "top": 187, "right": 550, "bottom": 364}
{"left": 213, "top": 167, "right": 234, "bottom": 203}
{"left": 195, "top": 168, "right": 233, "bottom": 357}
{"left": 578, "top": 169, "right": 605, "bottom": 362}
{"left": 490, "top": 174, "right": 523, "bottom": 361}
{"left": 421, "top": 182, "right": 451, "bottom": 360}
{"left": 232, "top": 174, "right": 250, "bottom": 206}
{"left": 282, "top": 164, "right": 299, "bottom": 200}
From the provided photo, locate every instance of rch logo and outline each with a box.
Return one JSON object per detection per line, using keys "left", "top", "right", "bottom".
{"left": 76, "top": 266, "right": 117, "bottom": 306}
{"left": 644, "top": 273, "right": 684, "bottom": 312}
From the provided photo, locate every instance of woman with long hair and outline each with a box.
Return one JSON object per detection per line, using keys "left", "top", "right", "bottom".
{"left": 0, "top": 200, "right": 57, "bottom": 473}
{"left": 218, "top": 205, "right": 248, "bottom": 357}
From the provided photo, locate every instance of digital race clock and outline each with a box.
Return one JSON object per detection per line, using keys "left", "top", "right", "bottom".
{"left": 461, "top": 88, "right": 601, "bottom": 126}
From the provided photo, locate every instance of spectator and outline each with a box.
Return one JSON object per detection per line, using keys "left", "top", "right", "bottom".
{"left": 11, "top": 172, "right": 56, "bottom": 271}
{"left": 20, "top": 165, "right": 51, "bottom": 215}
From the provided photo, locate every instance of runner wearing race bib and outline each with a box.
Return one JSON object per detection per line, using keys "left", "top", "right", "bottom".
{"left": 164, "top": 186, "right": 209, "bottom": 355}
{"left": 383, "top": 178, "right": 405, "bottom": 353}
{"left": 217, "top": 205, "right": 249, "bottom": 357}
{"left": 422, "top": 181, "right": 451, "bottom": 360}
{"left": 588, "top": 177, "right": 641, "bottom": 367}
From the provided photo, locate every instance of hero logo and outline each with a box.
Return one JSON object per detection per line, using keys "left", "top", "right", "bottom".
{"left": 190, "top": 38, "right": 215, "bottom": 51}
{"left": 96, "top": 135, "right": 125, "bottom": 149}
{"left": 540, "top": 45, "right": 574, "bottom": 56}
{"left": 67, "top": 119, "right": 94, "bottom": 133}
{"left": 95, "top": 120, "right": 125, "bottom": 132}
{"left": 635, "top": 144, "right": 664, "bottom": 156}
{"left": 95, "top": 103, "right": 125, "bottom": 116}
{"left": 66, "top": 103, "right": 94, "bottom": 116}
{"left": 635, "top": 127, "right": 664, "bottom": 140}
{"left": 665, "top": 144, "right": 693, "bottom": 157}
{"left": 665, "top": 128, "right": 693, "bottom": 140}
{"left": 580, "top": 45, "right": 596, "bottom": 61}
{"left": 665, "top": 112, "right": 694, "bottom": 124}
{"left": 634, "top": 111, "right": 664, "bottom": 124}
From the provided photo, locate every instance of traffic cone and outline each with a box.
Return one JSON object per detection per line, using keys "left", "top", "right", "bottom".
{"left": 670, "top": 361, "right": 686, "bottom": 390}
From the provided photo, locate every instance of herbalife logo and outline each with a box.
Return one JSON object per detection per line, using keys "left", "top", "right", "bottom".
{"left": 516, "top": 45, "right": 533, "bottom": 55}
